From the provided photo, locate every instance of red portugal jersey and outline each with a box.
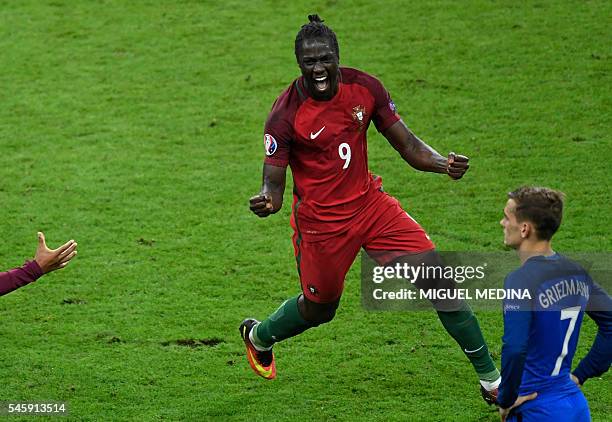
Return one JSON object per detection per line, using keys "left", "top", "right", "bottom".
{"left": 263, "top": 67, "right": 401, "bottom": 240}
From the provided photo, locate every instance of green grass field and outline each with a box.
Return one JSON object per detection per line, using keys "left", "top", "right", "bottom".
{"left": 0, "top": 1, "right": 610, "bottom": 420}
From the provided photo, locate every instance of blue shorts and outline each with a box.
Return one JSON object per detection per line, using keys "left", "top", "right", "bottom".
{"left": 508, "top": 390, "right": 590, "bottom": 422}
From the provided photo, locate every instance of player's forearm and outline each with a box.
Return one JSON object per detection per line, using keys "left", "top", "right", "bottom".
{"left": 498, "top": 345, "right": 527, "bottom": 408}
{"left": 573, "top": 332, "right": 612, "bottom": 383}
{"left": 498, "top": 308, "right": 531, "bottom": 408}
{"left": 260, "top": 163, "right": 287, "bottom": 213}
{"left": 573, "top": 310, "right": 612, "bottom": 383}
{"left": 399, "top": 145, "right": 447, "bottom": 173}
{"left": 261, "top": 180, "right": 285, "bottom": 213}
{"left": 383, "top": 122, "right": 446, "bottom": 173}
{"left": 393, "top": 131, "right": 447, "bottom": 173}
{"left": 0, "top": 260, "right": 43, "bottom": 296}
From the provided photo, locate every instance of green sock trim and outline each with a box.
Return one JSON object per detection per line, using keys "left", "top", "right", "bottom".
{"left": 250, "top": 325, "right": 271, "bottom": 351}
{"left": 254, "top": 295, "right": 311, "bottom": 347}
{"left": 480, "top": 368, "right": 501, "bottom": 382}
{"left": 436, "top": 303, "right": 497, "bottom": 377}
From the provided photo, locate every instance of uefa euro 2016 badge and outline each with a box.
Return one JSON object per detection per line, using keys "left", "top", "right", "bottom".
{"left": 264, "top": 133, "right": 277, "bottom": 156}
{"left": 389, "top": 99, "right": 397, "bottom": 114}
{"left": 352, "top": 105, "right": 366, "bottom": 131}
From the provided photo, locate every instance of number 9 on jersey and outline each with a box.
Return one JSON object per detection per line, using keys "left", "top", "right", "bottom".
{"left": 339, "top": 142, "right": 351, "bottom": 170}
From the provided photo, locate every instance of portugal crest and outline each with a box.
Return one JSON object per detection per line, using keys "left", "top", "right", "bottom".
{"left": 352, "top": 105, "right": 366, "bottom": 131}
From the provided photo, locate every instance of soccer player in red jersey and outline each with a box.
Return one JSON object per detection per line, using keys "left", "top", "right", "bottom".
{"left": 240, "top": 15, "right": 501, "bottom": 399}
{"left": 0, "top": 232, "right": 78, "bottom": 297}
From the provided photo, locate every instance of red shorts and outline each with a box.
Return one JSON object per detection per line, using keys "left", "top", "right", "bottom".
{"left": 292, "top": 189, "right": 434, "bottom": 303}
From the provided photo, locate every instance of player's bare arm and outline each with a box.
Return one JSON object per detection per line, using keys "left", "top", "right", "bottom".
{"left": 382, "top": 120, "right": 469, "bottom": 179}
{"left": 35, "top": 232, "right": 78, "bottom": 274}
{"left": 0, "top": 232, "right": 77, "bottom": 297}
{"left": 249, "top": 164, "right": 286, "bottom": 218}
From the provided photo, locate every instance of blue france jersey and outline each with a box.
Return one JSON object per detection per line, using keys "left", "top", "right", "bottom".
{"left": 497, "top": 253, "right": 612, "bottom": 409}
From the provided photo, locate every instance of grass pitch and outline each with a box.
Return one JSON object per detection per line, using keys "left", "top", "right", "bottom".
{"left": 0, "top": 1, "right": 610, "bottom": 420}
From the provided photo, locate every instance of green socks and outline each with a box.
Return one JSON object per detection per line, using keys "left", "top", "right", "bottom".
{"left": 436, "top": 303, "right": 500, "bottom": 381}
{"left": 253, "top": 295, "right": 311, "bottom": 349}
{"left": 252, "top": 296, "right": 500, "bottom": 383}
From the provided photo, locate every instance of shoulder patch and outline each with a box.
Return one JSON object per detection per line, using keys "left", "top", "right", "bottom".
{"left": 264, "top": 134, "right": 278, "bottom": 156}
{"left": 389, "top": 99, "right": 397, "bottom": 113}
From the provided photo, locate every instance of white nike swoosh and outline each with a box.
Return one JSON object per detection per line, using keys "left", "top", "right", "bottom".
{"left": 310, "top": 126, "right": 326, "bottom": 140}
{"left": 464, "top": 345, "right": 485, "bottom": 354}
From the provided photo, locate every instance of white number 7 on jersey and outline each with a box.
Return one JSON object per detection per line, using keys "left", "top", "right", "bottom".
{"left": 551, "top": 306, "right": 581, "bottom": 376}
{"left": 339, "top": 143, "right": 351, "bottom": 169}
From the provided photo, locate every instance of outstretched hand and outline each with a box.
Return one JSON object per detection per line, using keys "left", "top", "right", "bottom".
{"left": 447, "top": 152, "right": 470, "bottom": 179}
{"left": 34, "top": 232, "right": 78, "bottom": 274}
{"left": 249, "top": 193, "right": 274, "bottom": 218}
{"left": 499, "top": 392, "right": 538, "bottom": 421}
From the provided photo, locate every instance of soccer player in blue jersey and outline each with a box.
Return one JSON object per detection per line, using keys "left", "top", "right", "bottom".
{"left": 497, "top": 187, "right": 612, "bottom": 421}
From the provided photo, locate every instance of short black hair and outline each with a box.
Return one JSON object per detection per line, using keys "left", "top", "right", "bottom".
{"left": 294, "top": 14, "right": 339, "bottom": 62}
{"left": 508, "top": 186, "right": 565, "bottom": 241}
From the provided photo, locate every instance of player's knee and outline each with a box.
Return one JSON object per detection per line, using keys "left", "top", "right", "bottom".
{"left": 393, "top": 250, "right": 464, "bottom": 312}
{"left": 298, "top": 295, "right": 339, "bottom": 326}
{"left": 310, "top": 306, "right": 337, "bottom": 325}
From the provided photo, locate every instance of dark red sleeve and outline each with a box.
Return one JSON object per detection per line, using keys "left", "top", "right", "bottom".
{"left": 263, "top": 87, "right": 297, "bottom": 168}
{"left": 360, "top": 73, "right": 401, "bottom": 132}
{"left": 0, "top": 260, "right": 43, "bottom": 296}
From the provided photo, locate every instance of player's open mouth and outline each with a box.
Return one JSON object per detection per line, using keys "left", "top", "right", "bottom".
{"left": 314, "top": 75, "right": 328, "bottom": 92}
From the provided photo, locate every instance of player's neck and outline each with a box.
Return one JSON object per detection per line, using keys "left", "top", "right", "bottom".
{"left": 517, "top": 239, "right": 555, "bottom": 264}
